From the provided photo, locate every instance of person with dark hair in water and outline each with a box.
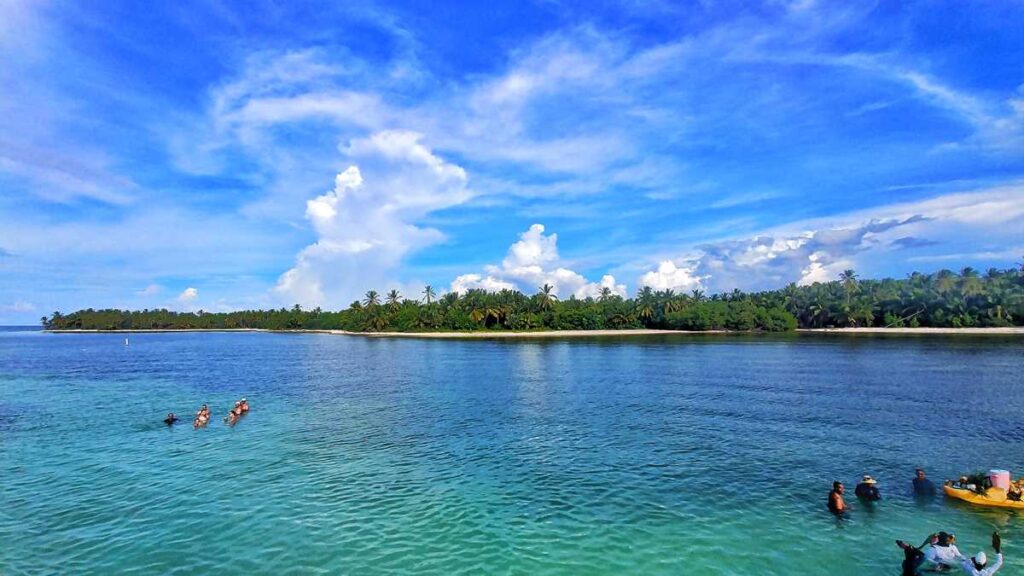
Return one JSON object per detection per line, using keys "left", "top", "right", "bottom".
{"left": 163, "top": 412, "right": 179, "bottom": 426}
{"left": 239, "top": 398, "right": 249, "bottom": 413}
{"left": 923, "top": 531, "right": 962, "bottom": 571}
{"left": 896, "top": 534, "right": 934, "bottom": 576}
{"left": 827, "top": 481, "right": 847, "bottom": 516}
{"left": 913, "top": 468, "right": 936, "bottom": 496}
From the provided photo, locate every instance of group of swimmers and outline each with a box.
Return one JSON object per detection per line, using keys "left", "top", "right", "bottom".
{"left": 162, "top": 398, "right": 249, "bottom": 428}
{"left": 897, "top": 531, "right": 1003, "bottom": 576}
{"left": 827, "top": 469, "right": 1005, "bottom": 575}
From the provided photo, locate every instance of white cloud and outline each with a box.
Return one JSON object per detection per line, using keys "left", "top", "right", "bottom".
{"left": 638, "top": 261, "right": 705, "bottom": 292}
{"left": 450, "top": 224, "right": 626, "bottom": 299}
{"left": 275, "top": 131, "right": 472, "bottom": 307}
{"left": 178, "top": 287, "right": 198, "bottom": 302}
{"left": 635, "top": 184, "right": 1024, "bottom": 292}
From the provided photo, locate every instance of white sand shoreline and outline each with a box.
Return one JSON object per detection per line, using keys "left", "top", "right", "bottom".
{"left": 798, "top": 327, "right": 1024, "bottom": 335}
{"left": 42, "top": 327, "right": 1024, "bottom": 337}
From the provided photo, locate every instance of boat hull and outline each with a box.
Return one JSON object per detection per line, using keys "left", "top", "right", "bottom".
{"left": 944, "top": 485, "right": 1024, "bottom": 509}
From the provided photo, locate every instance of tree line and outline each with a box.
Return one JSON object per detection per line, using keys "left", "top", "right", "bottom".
{"left": 41, "top": 265, "right": 1024, "bottom": 332}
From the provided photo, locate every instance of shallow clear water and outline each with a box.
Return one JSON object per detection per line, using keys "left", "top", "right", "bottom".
{"left": 1, "top": 329, "right": 1023, "bottom": 574}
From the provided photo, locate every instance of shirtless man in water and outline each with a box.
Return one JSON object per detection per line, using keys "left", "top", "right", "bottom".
{"left": 828, "top": 481, "right": 847, "bottom": 516}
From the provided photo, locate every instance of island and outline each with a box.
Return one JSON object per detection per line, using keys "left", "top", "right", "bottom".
{"left": 42, "top": 267, "right": 1024, "bottom": 334}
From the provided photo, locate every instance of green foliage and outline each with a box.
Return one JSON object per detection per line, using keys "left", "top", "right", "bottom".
{"left": 43, "top": 265, "right": 1024, "bottom": 332}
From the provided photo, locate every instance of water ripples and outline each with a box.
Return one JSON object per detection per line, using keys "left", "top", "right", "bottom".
{"left": 2, "top": 333, "right": 1023, "bottom": 574}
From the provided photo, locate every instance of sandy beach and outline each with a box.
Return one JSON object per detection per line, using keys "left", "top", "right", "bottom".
{"left": 46, "top": 327, "right": 1024, "bottom": 337}
{"left": 797, "top": 327, "right": 1024, "bottom": 335}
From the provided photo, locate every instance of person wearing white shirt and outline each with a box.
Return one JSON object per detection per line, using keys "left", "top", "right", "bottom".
{"left": 923, "top": 532, "right": 963, "bottom": 570}
{"left": 960, "top": 532, "right": 1004, "bottom": 576}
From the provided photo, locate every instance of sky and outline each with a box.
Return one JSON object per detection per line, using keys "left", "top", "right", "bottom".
{"left": 1, "top": 0, "right": 1023, "bottom": 323}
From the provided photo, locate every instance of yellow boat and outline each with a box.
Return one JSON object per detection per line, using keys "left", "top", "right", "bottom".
{"left": 944, "top": 484, "right": 1024, "bottom": 509}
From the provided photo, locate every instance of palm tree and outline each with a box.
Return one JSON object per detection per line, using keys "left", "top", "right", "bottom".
{"left": 598, "top": 286, "right": 613, "bottom": 302}
{"left": 691, "top": 289, "right": 705, "bottom": 303}
{"left": 537, "top": 283, "right": 558, "bottom": 310}
{"left": 386, "top": 289, "right": 402, "bottom": 313}
{"left": 636, "top": 303, "right": 654, "bottom": 324}
{"left": 441, "top": 292, "right": 459, "bottom": 310}
{"left": 839, "top": 269, "right": 858, "bottom": 306}
{"left": 362, "top": 290, "right": 381, "bottom": 309}
{"left": 637, "top": 286, "right": 655, "bottom": 304}
{"left": 422, "top": 285, "right": 436, "bottom": 305}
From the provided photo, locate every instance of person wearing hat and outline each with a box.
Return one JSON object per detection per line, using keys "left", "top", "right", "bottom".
{"left": 960, "top": 532, "right": 1004, "bottom": 576}
{"left": 854, "top": 474, "right": 881, "bottom": 501}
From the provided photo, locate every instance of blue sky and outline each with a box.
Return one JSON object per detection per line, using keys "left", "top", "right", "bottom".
{"left": 1, "top": 0, "right": 1023, "bottom": 323}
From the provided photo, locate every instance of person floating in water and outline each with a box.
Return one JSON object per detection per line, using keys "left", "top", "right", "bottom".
{"left": 896, "top": 534, "right": 935, "bottom": 576}
{"left": 239, "top": 398, "right": 249, "bottom": 413}
{"left": 194, "top": 404, "right": 210, "bottom": 428}
{"left": 854, "top": 475, "right": 881, "bottom": 501}
{"left": 163, "top": 412, "right": 179, "bottom": 426}
{"left": 960, "top": 532, "right": 1004, "bottom": 576}
{"left": 225, "top": 409, "right": 238, "bottom": 425}
{"left": 827, "top": 481, "right": 847, "bottom": 516}
{"left": 922, "top": 531, "right": 962, "bottom": 571}
{"left": 913, "top": 468, "right": 936, "bottom": 496}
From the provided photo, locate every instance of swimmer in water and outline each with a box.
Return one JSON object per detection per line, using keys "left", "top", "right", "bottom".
{"left": 239, "top": 398, "right": 249, "bottom": 413}
{"left": 163, "top": 412, "right": 179, "bottom": 426}
{"left": 225, "top": 410, "right": 238, "bottom": 425}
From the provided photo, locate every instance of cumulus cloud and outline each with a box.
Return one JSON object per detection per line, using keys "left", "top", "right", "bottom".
{"left": 275, "top": 131, "right": 472, "bottom": 307}
{"left": 635, "top": 184, "right": 1024, "bottom": 293}
{"left": 639, "top": 217, "right": 923, "bottom": 292}
{"left": 638, "top": 261, "right": 705, "bottom": 292}
{"left": 450, "top": 224, "right": 626, "bottom": 298}
{"left": 178, "top": 287, "right": 198, "bottom": 302}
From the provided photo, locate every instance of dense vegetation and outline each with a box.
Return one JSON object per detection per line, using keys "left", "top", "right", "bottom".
{"left": 42, "top": 266, "right": 1024, "bottom": 332}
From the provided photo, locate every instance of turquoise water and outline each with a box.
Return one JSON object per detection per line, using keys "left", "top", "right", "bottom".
{"left": 1, "top": 329, "right": 1023, "bottom": 574}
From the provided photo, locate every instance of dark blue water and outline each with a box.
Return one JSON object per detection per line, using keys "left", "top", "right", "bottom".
{"left": 1, "top": 330, "right": 1022, "bottom": 574}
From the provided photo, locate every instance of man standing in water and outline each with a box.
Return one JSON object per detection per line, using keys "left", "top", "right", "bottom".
{"left": 913, "top": 468, "right": 936, "bottom": 495}
{"left": 828, "top": 481, "right": 847, "bottom": 516}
